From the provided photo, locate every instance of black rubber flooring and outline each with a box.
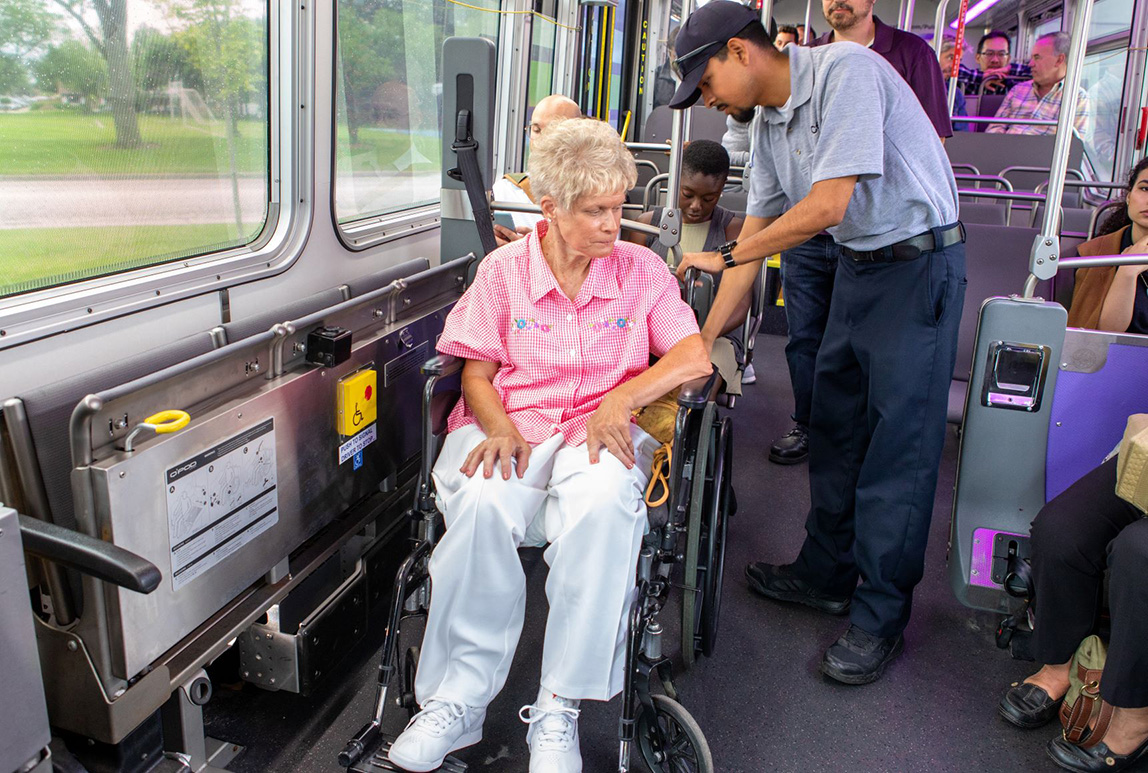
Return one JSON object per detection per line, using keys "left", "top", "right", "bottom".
{"left": 204, "top": 333, "right": 1062, "bottom": 772}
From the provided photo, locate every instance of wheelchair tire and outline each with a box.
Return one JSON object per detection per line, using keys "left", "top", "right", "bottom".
{"left": 679, "top": 403, "right": 716, "bottom": 669}
{"left": 636, "top": 694, "right": 714, "bottom": 773}
{"left": 698, "top": 417, "right": 732, "bottom": 658}
{"left": 400, "top": 646, "right": 420, "bottom": 718}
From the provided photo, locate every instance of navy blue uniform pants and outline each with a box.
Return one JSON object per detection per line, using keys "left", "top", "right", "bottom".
{"left": 791, "top": 237, "right": 966, "bottom": 638}
{"left": 779, "top": 233, "right": 841, "bottom": 428}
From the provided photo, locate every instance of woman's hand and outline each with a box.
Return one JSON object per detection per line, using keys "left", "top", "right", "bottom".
{"left": 1121, "top": 231, "right": 1148, "bottom": 257}
{"left": 675, "top": 251, "right": 724, "bottom": 281}
{"left": 586, "top": 393, "right": 636, "bottom": 468}
{"left": 461, "top": 428, "right": 532, "bottom": 480}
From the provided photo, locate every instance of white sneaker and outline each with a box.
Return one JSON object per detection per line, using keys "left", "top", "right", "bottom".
{"left": 742, "top": 363, "right": 757, "bottom": 385}
{"left": 388, "top": 699, "right": 485, "bottom": 772}
{"left": 520, "top": 691, "right": 582, "bottom": 773}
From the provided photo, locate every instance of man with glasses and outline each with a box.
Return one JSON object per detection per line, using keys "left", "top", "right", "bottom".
{"left": 670, "top": 0, "right": 965, "bottom": 685}
{"left": 957, "top": 29, "right": 1031, "bottom": 95}
{"left": 491, "top": 94, "right": 582, "bottom": 244}
{"left": 986, "top": 31, "right": 1091, "bottom": 137}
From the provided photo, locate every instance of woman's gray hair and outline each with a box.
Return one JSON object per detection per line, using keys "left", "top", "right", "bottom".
{"left": 528, "top": 118, "right": 638, "bottom": 212}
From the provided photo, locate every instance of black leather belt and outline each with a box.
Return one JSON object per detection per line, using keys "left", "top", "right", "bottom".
{"left": 841, "top": 222, "right": 966, "bottom": 263}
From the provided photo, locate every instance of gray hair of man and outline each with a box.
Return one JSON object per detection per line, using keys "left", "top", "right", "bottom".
{"left": 1037, "top": 30, "right": 1072, "bottom": 58}
{"left": 528, "top": 118, "right": 638, "bottom": 212}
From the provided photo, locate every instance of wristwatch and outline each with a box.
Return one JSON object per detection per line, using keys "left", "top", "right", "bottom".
{"left": 719, "top": 240, "right": 738, "bottom": 268}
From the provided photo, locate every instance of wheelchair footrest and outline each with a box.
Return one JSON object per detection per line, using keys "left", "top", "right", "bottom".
{"left": 349, "top": 738, "right": 468, "bottom": 773}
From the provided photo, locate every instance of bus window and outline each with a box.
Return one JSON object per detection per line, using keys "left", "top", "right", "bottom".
{"left": 333, "top": 0, "right": 500, "bottom": 226}
{"left": 1081, "top": 48, "right": 1128, "bottom": 181}
{"left": 0, "top": 0, "right": 271, "bottom": 299}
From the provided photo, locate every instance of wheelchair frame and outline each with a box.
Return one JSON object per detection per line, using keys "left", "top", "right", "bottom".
{"left": 339, "top": 355, "right": 731, "bottom": 773}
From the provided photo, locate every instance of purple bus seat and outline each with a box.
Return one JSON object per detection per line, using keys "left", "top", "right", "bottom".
{"left": 1045, "top": 336, "right": 1148, "bottom": 501}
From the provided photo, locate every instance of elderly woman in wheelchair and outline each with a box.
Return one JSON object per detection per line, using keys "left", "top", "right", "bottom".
{"left": 386, "top": 118, "right": 711, "bottom": 773}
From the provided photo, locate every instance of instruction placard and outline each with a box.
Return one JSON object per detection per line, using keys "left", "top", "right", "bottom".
{"left": 338, "top": 423, "right": 377, "bottom": 465}
{"left": 165, "top": 419, "right": 278, "bottom": 591}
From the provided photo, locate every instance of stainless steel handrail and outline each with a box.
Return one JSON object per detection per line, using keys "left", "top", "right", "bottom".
{"left": 955, "top": 116, "right": 1059, "bottom": 127}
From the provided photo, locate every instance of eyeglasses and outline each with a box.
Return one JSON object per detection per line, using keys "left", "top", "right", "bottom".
{"left": 978, "top": 48, "right": 1009, "bottom": 57}
{"left": 671, "top": 40, "right": 726, "bottom": 78}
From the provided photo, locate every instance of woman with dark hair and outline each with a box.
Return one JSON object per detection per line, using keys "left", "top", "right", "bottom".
{"left": 1067, "top": 157, "right": 1148, "bottom": 334}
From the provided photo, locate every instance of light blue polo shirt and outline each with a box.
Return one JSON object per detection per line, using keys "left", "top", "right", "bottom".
{"left": 747, "top": 43, "right": 958, "bottom": 251}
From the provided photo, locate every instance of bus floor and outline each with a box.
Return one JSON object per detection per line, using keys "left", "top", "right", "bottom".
{"left": 203, "top": 333, "right": 1057, "bottom": 772}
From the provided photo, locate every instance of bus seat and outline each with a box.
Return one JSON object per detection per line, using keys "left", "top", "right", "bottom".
{"left": 720, "top": 189, "right": 748, "bottom": 213}
{"left": 1053, "top": 235, "right": 1086, "bottom": 309}
{"left": 973, "top": 93, "right": 1006, "bottom": 132}
{"left": 642, "top": 105, "right": 729, "bottom": 145}
{"left": 346, "top": 258, "right": 431, "bottom": 298}
{"left": 222, "top": 286, "right": 349, "bottom": 343}
{"left": 1045, "top": 333, "right": 1148, "bottom": 502}
{"left": 1030, "top": 204, "right": 1092, "bottom": 236}
{"left": 10, "top": 332, "right": 218, "bottom": 534}
{"left": 959, "top": 201, "right": 1008, "bottom": 226}
{"left": 948, "top": 224, "right": 1050, "bottom": 426}
{"left": 946, "top": 134, "right": 1084, "bottom": 186}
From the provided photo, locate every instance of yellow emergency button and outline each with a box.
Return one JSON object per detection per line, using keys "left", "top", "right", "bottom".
{"left": 337, "top": 369, "right": 377, "bottom": 437}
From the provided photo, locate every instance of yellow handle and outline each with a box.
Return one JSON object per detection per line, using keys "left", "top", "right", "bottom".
{"left": 143, "top": 410, "right": 190, "bottom": 434}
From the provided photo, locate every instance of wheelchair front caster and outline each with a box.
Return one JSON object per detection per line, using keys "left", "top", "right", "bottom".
{"left": 636, "top": 695, "right": 713, "bottom": 772}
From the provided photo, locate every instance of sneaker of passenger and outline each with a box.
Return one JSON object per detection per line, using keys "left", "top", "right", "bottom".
{"left": 388, "top": 699, "right": 486, "bottom": 772}
{"left": 745, "top": 561, "right": 851, "bottom": 615}
{"left": 520, "top": 689, "right": 582, "bottom": 773}
{"left": 741, "top": 363, "right": 757, "bottom": 385}
{"left": 768, "top": 423, "right": 808, "bottom": 464}
{"left": 820, "top": 624, "right": 905, "bottom": 686}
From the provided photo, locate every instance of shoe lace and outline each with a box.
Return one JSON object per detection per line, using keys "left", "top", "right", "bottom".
{"left": 406, "top": 700, "right": 468, "bottom": 736}
{"left": 843, "top": 625, "right": 881, "bottom": 651}
{"left": 519, "top": 703, "right": 580, "bottom": 749}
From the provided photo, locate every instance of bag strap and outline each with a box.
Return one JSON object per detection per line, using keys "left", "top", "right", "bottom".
{"left": 1062, "top": 666, "right": 1110, "bottom": 747}
{"left": 449, "top": 109, "right": 499, "bottom": 257}
{"left": 644, "top": 443, "right": 673, "bottom": 508}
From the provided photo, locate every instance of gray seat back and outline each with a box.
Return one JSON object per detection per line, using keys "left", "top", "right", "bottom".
{"left": 958, "top": 201, "right": 1007, "bottom": 226}
{"left": 222, "top": 286, "right": 348, "bottom": 343}
{"left": 946, "top": 133, "right": 1084, "bottom": 186}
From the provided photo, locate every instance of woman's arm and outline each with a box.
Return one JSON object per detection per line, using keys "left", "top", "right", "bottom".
{"left": 458, "top": 359, "right": 532, "bottom": 479}
{"left": 1098, "top": 234, "right": 1148, "bottom": 333}
{"left": 585, "top": 334, "right": 711, "bottom": 467}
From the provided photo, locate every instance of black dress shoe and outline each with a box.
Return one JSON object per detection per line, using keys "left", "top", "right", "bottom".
{"left": 820, "top": 625, "right": 905, "bottom": 685}
{"left": 1047, "top": 733, "right": 1148, "bottom": 772}
{"left": 768, "top": 424, "right": 809, "bottom": 465}
{"left": 745, "top": 562, "right": 851, "bottom": 615}
{"left": 999, "top": 681, "right": 1062, "bottom": 729}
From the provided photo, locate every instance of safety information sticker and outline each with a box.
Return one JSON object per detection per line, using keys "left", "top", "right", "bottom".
{"left": 338, "top": 422, "right": 377, "bottom": 465}
{"left": 164, "top": 419, "right": 278, "bottom": 591}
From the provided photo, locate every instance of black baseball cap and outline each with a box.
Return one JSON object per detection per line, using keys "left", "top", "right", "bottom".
{"left": 668, "top": 1, "right": 761, "bottom": 110}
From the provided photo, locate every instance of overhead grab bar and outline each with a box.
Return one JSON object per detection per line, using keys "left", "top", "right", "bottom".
{"left": 1026, "top": 0, "right": 1095, "bottom": 293}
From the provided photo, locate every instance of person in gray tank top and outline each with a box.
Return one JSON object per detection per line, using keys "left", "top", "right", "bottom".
{"left": 668, "top": 0, "right": 965, "bottom": 685}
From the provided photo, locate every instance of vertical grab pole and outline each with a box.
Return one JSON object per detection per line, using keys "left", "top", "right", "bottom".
{"left": 659, "top": 0, "right": 696, "bottom": 258}
{"left": 903, "top": 0, "right": 917, "bottom": 30}
{"left": 933, "top": 0, "right": 952, "bottom": 59}
{"left": 947, "top": 0, "right": 970, "bottom": 117}
{"left": 802, "top": 0, "right": 814, "bottom": 45}
{"left": 1025, "top": 0, "right": 1095, "bottom": 293}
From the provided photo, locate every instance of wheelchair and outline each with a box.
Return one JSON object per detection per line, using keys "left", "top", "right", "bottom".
{"left": 338, "top": 352, "right": 735, "bottom": 773}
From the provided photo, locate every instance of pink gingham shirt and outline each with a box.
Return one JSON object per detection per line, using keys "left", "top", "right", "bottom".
{"left": 438, "top": 222, "right": 700, "bottom": 447}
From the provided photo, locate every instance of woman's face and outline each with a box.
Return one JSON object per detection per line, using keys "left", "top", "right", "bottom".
{"left": 1127, "top": 169, "right": 1148, "bottom": 231}
{"left": 679, "top": 171, "right": 724, "bottom": 224}
{"left": 548, "top": 190, "right": 627, "bottom": 260}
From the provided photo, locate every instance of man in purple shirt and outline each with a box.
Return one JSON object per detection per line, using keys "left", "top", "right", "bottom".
{"left": 766, "top": 0, "right": 953, "bottom": 466}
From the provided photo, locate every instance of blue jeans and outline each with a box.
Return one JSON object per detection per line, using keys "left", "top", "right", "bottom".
{"left": 780, "top": 234, "right": 841, "bottom": 427}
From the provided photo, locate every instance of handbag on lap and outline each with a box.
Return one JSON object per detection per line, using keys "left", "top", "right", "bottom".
{"left": 1115, "top": 414, "right": 1148, "bottom": 515}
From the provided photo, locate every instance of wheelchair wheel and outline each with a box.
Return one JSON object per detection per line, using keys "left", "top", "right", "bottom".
{"left": 698, "top": 417, "right": 732, "bottom": 658}
{"left": 679, "top": 403, "right": 714, "bottom": 669}
{"left": 636, "top": 694, "right": 714, "bottom": 773}
{"left": 399, "top": 646, "right": 420, "bottom": 718}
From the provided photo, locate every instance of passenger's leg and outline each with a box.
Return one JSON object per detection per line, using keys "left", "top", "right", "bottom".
{"left": 414, "top": 425, "right": 564, "bottom": 708}
{"left": 772, "top": 234, "right": 839, "bottom": 463}
{"left": 537, "top": 424, "right": 657, "bottom": 701}
{"left": 842, "top": 244, "right": 965, "bottom": 640}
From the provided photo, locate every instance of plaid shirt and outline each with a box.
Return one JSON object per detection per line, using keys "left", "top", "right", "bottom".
{"left": 438, "top": 221, "right": 700, "bottom": 447}
{"left": 986, "top": 79, "right": 1091, "bottom": 138}
{"left": 957, "top": 62, "right": 1032, "bottom": 95}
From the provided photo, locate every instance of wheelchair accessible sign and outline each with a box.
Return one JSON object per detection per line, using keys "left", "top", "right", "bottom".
{"left": 338, "top": 422, "right": 377, "bottom": 467}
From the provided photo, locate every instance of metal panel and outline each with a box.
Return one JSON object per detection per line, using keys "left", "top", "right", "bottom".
{"left": 948, "top": 297, "right": 1067, "bottom": 612}
{"left": 88, "top": 310, "right": 446, "bottom": 679}
{"left": 0, "top": 507, "right": 52, "bottom": 773}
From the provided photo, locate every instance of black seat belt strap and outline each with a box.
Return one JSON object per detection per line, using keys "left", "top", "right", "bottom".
{"left": 449, "top": 109, "right": 499, "bottom": 257}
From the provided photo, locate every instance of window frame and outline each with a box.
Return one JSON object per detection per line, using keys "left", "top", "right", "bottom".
{"left": 0, "top": 0, "right": 311, "bottom": 351}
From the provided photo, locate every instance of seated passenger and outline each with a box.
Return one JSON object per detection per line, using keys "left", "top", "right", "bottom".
{"left": 957, "top": 29, "right": 1031, "bottom": 96}
{"left": 939, "top": 36, "right": 973, "bottom": 132}
{"left": 490, "top": 94, "right": 582, "bottom": 245}
{"left": 624, "top": 140, "right": 753, "bottom": 381}
{"left": 774, "top": 23, "right": 799, "bottom": 49}
{"left": 986, "top": 32, "right": 1090, "bottom": 138}
{"left": 1066, "top": 158, "right": 1148, "bottom": 335}
{"left": 998, "top": 446, "right": 1148, "bottom": 772}
{"left": 387, "top": 119, "right": 711, "bottom": 773}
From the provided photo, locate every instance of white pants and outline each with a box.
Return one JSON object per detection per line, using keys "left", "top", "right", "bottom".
{"left": 414, "top": 423, "right": 657, "bottom": 707}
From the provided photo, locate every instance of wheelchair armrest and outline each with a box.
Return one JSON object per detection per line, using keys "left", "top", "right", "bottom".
{"left": 677, "top": 366, "right": 721, "bottom": 408}
{"left": 18, "top": 514, "right": 161, "bottom": 594}
{"left": 421, "top": 354, "right": 463, "bottom": 378}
